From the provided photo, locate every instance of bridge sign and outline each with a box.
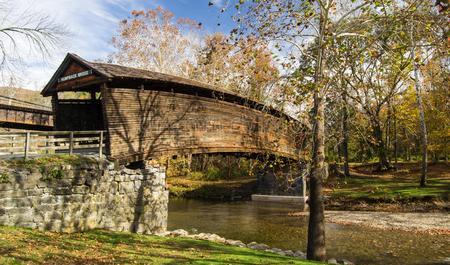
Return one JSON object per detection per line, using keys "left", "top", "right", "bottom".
{"left": 58, "top": 70, "right": 93, "bottom": 83}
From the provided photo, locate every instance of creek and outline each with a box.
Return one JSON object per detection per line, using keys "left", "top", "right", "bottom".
{"left": 168, "top": 198, "right": 449, "bottom": 265}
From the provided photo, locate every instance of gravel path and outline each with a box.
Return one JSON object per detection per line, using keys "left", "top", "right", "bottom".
{"left": 325, "top": 211, "right": 450, "bottom": 235}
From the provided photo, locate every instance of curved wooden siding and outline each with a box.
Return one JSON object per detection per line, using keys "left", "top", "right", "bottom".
{"left": 102, "top": 88, "right": 301, "bottom": 162}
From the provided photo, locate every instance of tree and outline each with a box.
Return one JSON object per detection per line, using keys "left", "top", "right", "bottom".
{"left": 194, "top": 33, "right": 280, "bottom": 102}
{"left": 403, "top": 1, "right": 447, "bottom": 186}
{"left": 222, "top": 0, "right": 394, "bottom": 261}
{"left": 0, "top": 0, "right": 65, "bottom": 80}
{"left": 421, "top": 58, "right": 449, "bottom": 163}
{"left": 330, "top": 24, "right": 412, "bottom": 171}
{"left": 109, "top": 6, "right": 201, "bottom": 78}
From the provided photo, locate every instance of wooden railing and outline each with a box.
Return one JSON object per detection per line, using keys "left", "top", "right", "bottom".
{"left": 0, "top": 131, "right": 106, "bottom": 159}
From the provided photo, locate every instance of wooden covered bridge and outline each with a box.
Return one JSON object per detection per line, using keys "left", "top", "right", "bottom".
{"left": 0, "top": 95, "right": 53, "bottom": 130}
{"left": 41, "top": 53, "right": 304, "bottom": 164}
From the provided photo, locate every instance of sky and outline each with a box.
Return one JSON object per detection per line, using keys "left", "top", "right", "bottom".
{"left": 2, "top": 0, "right": 236, "bottom": 90}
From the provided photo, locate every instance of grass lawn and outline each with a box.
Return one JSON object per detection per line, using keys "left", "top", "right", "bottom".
{"left": 326, "top": 162, "right": 450, "bottom": 201}
{"left": 0, "top": 226, "right": 321, "bottom": 265}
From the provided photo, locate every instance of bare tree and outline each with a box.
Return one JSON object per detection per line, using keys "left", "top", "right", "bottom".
{"left": 0, "top": 0, "right": 65, "bottom": 80}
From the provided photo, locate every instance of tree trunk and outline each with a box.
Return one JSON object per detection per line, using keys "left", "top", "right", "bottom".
{"left": 413, "top": 66, "right": 427, "bottom": 187}
{"left": 342, "top": 94, "right": 350, "bottom": 178}
{"left": 386, "top": 102, "right": 391, "bottom": 163}
{"left": 410, "top": 27, "right": 428, "bottom": 187}
{"left": 393, "top": 105, "right": 398, "bottom": 166}
{"left": 307, "top": 90, "right": 326, "bottom": 261}
{"left": 371, "top": 116, "right": 390, "bottom": 171}
{"left": 306, "top": 11, "right": 326, "bottom": 261}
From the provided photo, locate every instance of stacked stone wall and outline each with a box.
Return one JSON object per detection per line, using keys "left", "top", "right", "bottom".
{"left": 0, "top": 159, "right": 168, "bottom": 234}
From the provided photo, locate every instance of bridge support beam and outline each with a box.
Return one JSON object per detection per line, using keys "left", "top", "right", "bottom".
{"left": 256, "top": 164, "right": 307, "bottom": 197}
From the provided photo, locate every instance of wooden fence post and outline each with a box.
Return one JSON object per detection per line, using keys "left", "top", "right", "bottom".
{"left": 11, "top": 136, "right": 15, "bottom": 155}
{"left": 24, "top": 132, "right": 30, "bottom": 160}
{"left": 301, "top": 175, "right": 307, "bottom": 198}
{"left": 99, "top": 131, "right": 103, "bottom": 159}
{"left": 69, "top": 132, "right": 74, "bottom": 155}
{"left": 45, "top": 135, "right": 50, "bottom": 154}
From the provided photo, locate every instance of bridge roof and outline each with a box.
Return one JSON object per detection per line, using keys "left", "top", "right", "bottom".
{"left": 42, "top": 53, "right": 295, "bottom": 120}
{"left": 42, "top": 53, "right": 234, "bottom": 95}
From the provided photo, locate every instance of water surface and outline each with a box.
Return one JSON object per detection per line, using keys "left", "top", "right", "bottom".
{"left": 168, "top": 198, "right": 449, "bottom": 265}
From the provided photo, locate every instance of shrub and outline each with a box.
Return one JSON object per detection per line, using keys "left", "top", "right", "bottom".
{"left": 40, "top": 166, "right": 64, "bottom": 181}
{"left": 187, "top": 171, "right": 204, "bottom": 180}
{"left": 166, "top": 157, "right": 191, "bottom": 178}
{"left": 205, "top": 166, "right": 223, "bottom": 181}
{"left": 0, "top": 172, "right": 10, "bottom": 183}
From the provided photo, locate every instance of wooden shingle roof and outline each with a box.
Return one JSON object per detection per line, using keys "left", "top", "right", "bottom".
{"left": 42, "top": 53, "right": 236, "bottom": 97}
{"left": 41, "top": 53, "right": 296, "bottom": 120}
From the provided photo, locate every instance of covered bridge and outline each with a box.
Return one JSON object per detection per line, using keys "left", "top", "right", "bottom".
{"left": 42, "top": 53, "right": 303, "bottom": 164}
{"left": 0, "top": 95, "right": 53, "bottom": 130}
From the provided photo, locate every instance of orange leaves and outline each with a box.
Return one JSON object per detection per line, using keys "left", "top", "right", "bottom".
{"left": 109, "top": 6, "right": 202, "bottom": 78}
{"left": 131, "top": 10, "right": 145, "bottom": 17}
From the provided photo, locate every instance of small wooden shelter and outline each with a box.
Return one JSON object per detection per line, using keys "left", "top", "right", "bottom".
{"left": 42, "top": 53, "right": 303, "bottom": 164}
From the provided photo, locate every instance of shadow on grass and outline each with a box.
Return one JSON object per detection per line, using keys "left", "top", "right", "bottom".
{"left": 0, "top": 227, "right": 313, "bottom": 265}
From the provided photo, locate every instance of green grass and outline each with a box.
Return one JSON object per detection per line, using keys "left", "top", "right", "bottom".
{"left": 327, "top": 162, "right": 450, "bottom": 201}
{"left": 0, "top": 155, "right": 98, "bottom": 170}
{"left": 0, "top": 226, "right": 321, "bottom": 265}
{"left": 0, "top": 155, "right": 100, "bottom": 182}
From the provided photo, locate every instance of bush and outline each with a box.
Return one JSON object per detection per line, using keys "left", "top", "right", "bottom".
{"left": 40, "top": 166, "right": 64, "bottom": 181}
{"left": 187, "top": 171, "right": 204, "bottom": 180}
{"left": 205, "top": 166, "right": 223, "bottom": 181}
{"left": 166, "top": 157, "right": 190, "bottom": 178}
{"left": 0, "top": 172, "right": 10, "bottom": 183}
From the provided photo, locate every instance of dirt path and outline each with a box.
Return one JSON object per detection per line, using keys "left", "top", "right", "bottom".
{"left": 292, "top": 211, "right": 450, "bottom": 235}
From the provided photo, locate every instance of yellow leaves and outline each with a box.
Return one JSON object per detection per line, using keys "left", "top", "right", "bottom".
{"left": 369, "top": 49, "right": 379, "bottom": 59}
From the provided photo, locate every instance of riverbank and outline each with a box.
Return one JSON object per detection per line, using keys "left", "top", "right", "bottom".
{"left": 167, "top": 177, "right": 257, "bottom": 200}
{"left": 167, "top": 162, "right": 449, "bottom": 212}
{"left": 0, "top": 225, "right": 322, "bottom": 265}
{"left": 325, "top": 162, "right": 449, "bottom": 212}
{"left": 290, "top": 211, "right": 450, "bottom": 235}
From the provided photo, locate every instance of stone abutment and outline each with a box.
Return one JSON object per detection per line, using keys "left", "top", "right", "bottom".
{"left": 0, "top": 158, "right": 168, "bottom": 234}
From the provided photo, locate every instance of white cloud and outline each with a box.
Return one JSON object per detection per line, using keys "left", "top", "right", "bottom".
{"left": 0, "top": 0, "right": 151, "bottom": 91}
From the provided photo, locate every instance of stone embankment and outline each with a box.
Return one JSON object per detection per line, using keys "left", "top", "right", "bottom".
{"left": 157, "top": 229, "right": 355, "bottom": 265}
{"left": 0, "top": 158, "right": 168, "bottom": 234}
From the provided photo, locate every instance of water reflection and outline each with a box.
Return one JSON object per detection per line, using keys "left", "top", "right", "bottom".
{"left": 168, "top": 198, "right": 449, "bottom": 265}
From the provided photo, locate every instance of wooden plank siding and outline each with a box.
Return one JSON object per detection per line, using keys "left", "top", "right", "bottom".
{"left": 102, "top": 88, "right": 301, "bottom": 163}
{"left": 42, "top": 53, "right": 304, "bottom": 164}
{"left": 0, "top": 104, "right": 53, "bottom": 128}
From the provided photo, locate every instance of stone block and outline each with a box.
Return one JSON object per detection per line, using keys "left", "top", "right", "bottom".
{"left": 49, "top": 187, "right": 72, "bottom": 195}
{"left": 20, "top": 172, "right": 41, "bottom": 189}
{"left": 0, "top": 197, "right": 38, "bottom": 208}
{"left": 0, "top": 190, "right": 27, "bottom": 198}
{"left": 7, "top": 207, "right": 34, "bottom": 223}
{"left": 26, "top": 189, "right": 43, "bottom": 196}
{"left": 118, "top": 182, "right": 134, "bottom": 194}
{"left": 121, "top": 168, "right": 136, "bottom": 175}
{"left": 114, "top": 174, "right": 122, "bottom": 182}
{"left": 0, "top": 183, "right": 13, "bottom": 191}
{"left": 72, "top": 186, "right": 90, "bottom": 194}
{"left": 0, "top": 219, "right": 11, "bottom": 227}
{"left": 14, "top": 222, "right": 38, "bottom": 229}
{"left": 43, "top": 219, "right": 62, "bottom": 231}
